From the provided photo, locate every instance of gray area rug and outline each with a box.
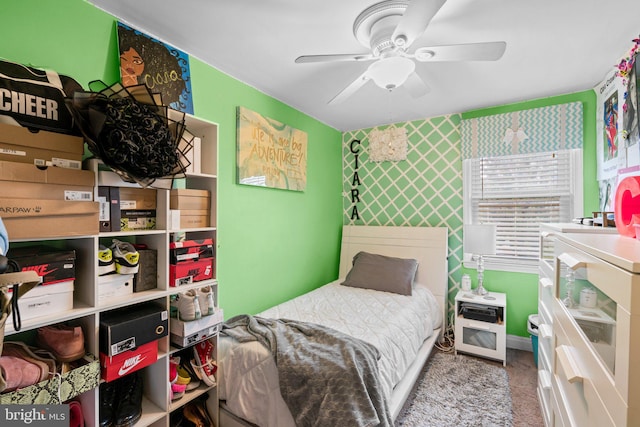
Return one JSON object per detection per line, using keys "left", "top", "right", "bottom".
{"left": 395, "top": 351, "right": 513, "bottom": 427}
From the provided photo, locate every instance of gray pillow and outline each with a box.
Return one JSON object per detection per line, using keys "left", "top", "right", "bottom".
{"left": 341, "top": 251, "right": 418, "bottom": 296}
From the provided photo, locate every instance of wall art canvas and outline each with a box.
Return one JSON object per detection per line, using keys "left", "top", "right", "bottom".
{"left": 236, "top": 106, "right": 307, "bottom": 191}
{"left": 117, "top": 21, "right": 194, "bottom": 114}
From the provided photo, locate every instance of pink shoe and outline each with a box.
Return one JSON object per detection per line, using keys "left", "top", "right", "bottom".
{"left": 0, "top": 355, "right": 47, "bottom": 392}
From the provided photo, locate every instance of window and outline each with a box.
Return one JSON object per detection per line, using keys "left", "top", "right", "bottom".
{"left": 463, "top": 149, "right": 583, "bottom": 273}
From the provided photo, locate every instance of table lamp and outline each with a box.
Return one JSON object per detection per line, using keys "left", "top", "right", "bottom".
{"left": 464, "top": 224, "right": 496, "bottom": 296}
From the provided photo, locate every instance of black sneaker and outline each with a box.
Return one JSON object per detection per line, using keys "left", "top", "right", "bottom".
{"left": 114, "top": 372, "right": 143, "bottom": 427}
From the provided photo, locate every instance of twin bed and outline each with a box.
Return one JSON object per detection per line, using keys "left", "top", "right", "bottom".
{"left": 217, "top": 225, "right": 449, "bottom": 427}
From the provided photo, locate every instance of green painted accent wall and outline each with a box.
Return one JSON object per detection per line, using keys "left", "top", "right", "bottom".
{"left": 2, "top": 0, "right": 343, "bottom": 319}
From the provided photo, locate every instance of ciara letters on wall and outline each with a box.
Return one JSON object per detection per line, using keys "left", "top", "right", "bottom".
{"left": 117, "top": 22, "right": 194, "bottom": 114}
{"left": 236, "top": 107, "right": 307, "bottom": 191}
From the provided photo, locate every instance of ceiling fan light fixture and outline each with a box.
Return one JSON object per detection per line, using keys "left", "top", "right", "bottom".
{"left": 414, "top": 47, "right": 435, "bottom": 61}
{"left": 367, "top": 56, "right": 415, "bottom": 90}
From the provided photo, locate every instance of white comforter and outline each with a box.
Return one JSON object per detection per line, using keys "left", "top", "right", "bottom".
{"left": 218, "top": 279, "right": 441, "bottom": 427}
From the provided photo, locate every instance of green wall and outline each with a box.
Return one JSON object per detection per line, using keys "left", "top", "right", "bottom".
{"left": 2, "top": 0, "right": 344, "bottom": 318}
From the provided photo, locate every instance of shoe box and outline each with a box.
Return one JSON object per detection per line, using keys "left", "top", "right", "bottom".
{"left": 98, "top": 273, "right": 134, "bottom": 303}
{"left": 120, "top": 187, "right": 157, "bottom": 231}
{"left": 170, "top": 308, "right": 223, "bottom": 348}
{"left": 169, "top": 239, "right": 215, "bottom": 287}
{"left": 100, "top": 302, "right": 168, "bottom": 357}
{"left": 0, "top": 354, "right": 100, "bottom": 405}
{"left": 0, "top": 122, "right": 84, "bottom": 169}
{"left": 100, "top": 340, "right": 158, "bottom": 382}
{"left": 169, "top": 189, "right": 211, "bottom": 229}
{"left": 0, "top": 160, "right": 99, "bottom": 239}
{"left": 5, "top": 246, "right": 76, "bottom": 325}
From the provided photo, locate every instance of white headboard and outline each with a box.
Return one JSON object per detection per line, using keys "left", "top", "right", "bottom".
{"left": 339, "top": 225, "right": 448, "bottom": 330}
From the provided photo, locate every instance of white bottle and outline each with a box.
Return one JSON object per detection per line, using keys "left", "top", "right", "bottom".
{"left": 461, "top": 274, "right": 471, "bottom": 291}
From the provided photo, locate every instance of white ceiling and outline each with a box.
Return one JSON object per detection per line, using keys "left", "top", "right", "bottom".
{"left": 88, "top": 0, "right": 640, "bottom": 131}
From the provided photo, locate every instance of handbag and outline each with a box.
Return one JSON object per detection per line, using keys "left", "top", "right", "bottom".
{"left": 0, "top": 58, "right": 83, "bottom": 134}
{"left": 0, "top": 256, "right": 41, "bottom": 354}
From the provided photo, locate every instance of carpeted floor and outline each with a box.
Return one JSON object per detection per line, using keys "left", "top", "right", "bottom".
{"left": 395, "top": 348, "right": 543, "bottom": 427}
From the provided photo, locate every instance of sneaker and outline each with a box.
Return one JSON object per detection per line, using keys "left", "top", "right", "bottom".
{"left": 191, "top": 339, "right": 217, "bottom": 387}
{"left": 111, "top": 239, "right": 140, "bottom": 274}
{"left": 197, "top": 286, "right": 215, "bottom": 316}
{"left": 114, "top": 371, "right": 143, "bottom": 427}
{"left": 98, "top": 245, "right": 116, "bottom": 275}
{"left": 171, "top": 290, "right": 202, "bottom": 321}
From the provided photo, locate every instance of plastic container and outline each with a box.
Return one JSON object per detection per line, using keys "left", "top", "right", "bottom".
{"left": 527, "top": 314, "right": 540, "bottom": 368}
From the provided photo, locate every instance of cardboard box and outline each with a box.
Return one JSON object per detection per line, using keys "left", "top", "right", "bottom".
{"left": 170, "top": 308, "right": 223, "bottom": 337}
{"left": 178, "top": 210, "right": 210, "bottom": 228}
{"left": 169, "top": 258, "right": 214, "bottom": 287}
{"left": 0, "top": 354, "right": 100, "bottom": 404}
{"left": 0, "top": 160, "right": 94, "bottom": 186}
{"left": 0, "top": 161, "right": 94, "bottom": 205}
{"left": 0, "top": 122, "right": 84, "bottom": 169}
{"left": 7, "top": 280, "right": 74, "bottom": 326}
{"left": 169, "top": 238, "right": 214, "bottom": 263}
{"left": 170, "top": 189, "right": 210, "bottom": 210}
{"left": 0, "top": 198, "right": 99, "bottom": 239}
{"left": 100, "top": 302, "right": 168, "bottom": 356}
{"left": 170, "top": 323, "right": 220, "bottom": 348}
{"left": 120, "top": 209, "right": 156, "bottom": 231}
{"left": 7, "top": 245, "right": 75, "bottom": 284}
{"left": 134, "top": 248, "right": 157, "bottom": 292}
{"left": 98, "top": 273, "right": 134, "bottom": 302}
{"left": 100, "top": 340, "right": 158, "bottom": 382}
{"left": 120, "top": 187, "right": 157, "bottom": 210}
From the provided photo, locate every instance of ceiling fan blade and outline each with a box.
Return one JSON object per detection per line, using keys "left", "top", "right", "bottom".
{"left": 295, "top": 53, "right": 375, "bottom": 64}
{"left": 328, "top": 71, "right": 370, "bottom": 105}
{"left": 404, "top": 72, "right": 430, "bottom": 98}
{"left": 413, "top": 41, "right": 507, "bottom": 62}
{"left": 392, "top": 0, "right": 446, "bottom": 49}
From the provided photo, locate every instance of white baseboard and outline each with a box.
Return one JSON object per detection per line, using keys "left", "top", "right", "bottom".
{"left": 507, "top": 334, "right": 533, "bottom": 352}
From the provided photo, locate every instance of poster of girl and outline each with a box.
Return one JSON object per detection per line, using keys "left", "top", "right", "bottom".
{"left": 117, "top": 22, "right": 194, "bottom": 114}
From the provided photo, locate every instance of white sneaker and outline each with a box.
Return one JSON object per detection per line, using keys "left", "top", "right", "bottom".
{"left": 171, "top": 290, "right": 202, "bottom": 321}
{"left": 198, "top": 286, "right": 215, "bottom": 316}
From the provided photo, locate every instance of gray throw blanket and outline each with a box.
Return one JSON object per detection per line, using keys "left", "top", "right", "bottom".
{"left": 221, "top": 314, "right": 393, "bottom": 427}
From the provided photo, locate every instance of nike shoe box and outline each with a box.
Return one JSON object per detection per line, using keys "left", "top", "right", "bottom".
{"left": 100, "top": 302, "right": 168, "bottom": 356}
{"left": 169, "top": 238, "right": 214, "bottom": 264}
{"left": 100, "top": 340, "right": 158, "bottom": 382}
{"left": 169, "top": 258, "right": 214, "bottom": 287}
{"left": 170, "top": 323, "right": 220, "bottom": 348}
{"left": 7, "top": 245, "right": 76, "bottom": 284}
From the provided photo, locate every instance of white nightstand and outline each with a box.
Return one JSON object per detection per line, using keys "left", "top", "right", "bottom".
{"left": 455, "top": 290, "right": 507, "bottom": 366}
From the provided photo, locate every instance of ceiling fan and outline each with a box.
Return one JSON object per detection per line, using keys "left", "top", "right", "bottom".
{"left": 295, "top": 0, "right": 507, "bottom": 104}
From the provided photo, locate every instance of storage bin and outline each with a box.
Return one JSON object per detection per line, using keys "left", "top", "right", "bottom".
{"left": 528, "top": 314, "right": 540, "bottom": 367}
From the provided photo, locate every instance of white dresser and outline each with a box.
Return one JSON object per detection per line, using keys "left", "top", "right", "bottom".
{"left": 538, "top": 225, "right": 640, "bottom": 426}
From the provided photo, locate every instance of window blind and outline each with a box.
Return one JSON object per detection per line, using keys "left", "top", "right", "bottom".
{"left": 463, "top": 149, "right": 582, "bottom": 272}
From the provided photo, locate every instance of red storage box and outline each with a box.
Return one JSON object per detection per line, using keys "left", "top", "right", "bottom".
{"left": 169, "top": 258, "right": 214, "bottom": 287}
{"left": 100, "top": 340, "right": 158, "bottom": 382}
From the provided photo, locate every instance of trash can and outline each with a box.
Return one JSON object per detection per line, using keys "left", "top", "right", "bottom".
{"left": 528, "top": 314, "right": 540, "bottom": 368}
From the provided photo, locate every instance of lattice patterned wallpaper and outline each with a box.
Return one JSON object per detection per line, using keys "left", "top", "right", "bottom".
{"left": 343, "top": 114, "right": 463, "bottom": 315}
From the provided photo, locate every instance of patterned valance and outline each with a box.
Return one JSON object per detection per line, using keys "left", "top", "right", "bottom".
{"left": 461, "top": 102, "right": 583, "bottom": 159}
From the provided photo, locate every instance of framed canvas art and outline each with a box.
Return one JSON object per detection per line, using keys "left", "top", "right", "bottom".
{"left": 117, "top": 21, "right": 194, "bottom": 114}
{"left": 236, "top": 106, "right": 307, "bottom": 191}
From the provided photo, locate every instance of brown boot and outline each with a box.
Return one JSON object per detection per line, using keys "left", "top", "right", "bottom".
{"left": 36, "top": 324, "right": 86, "bottom": 363}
